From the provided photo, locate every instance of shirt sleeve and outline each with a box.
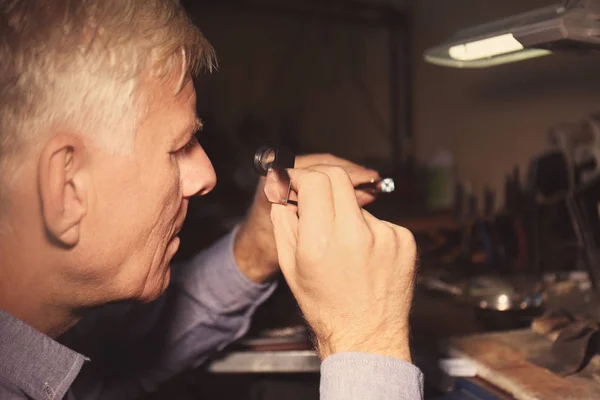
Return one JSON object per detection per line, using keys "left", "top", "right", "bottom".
{"left": 68, "top": 228, "right": 277, "bottom": 400}
{"left": 320, "top": 353, "right": 424, "bottom": 400}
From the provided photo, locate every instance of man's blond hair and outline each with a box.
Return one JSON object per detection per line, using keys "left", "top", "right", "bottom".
{"left": 0, "top": 0, "right": 215, "bottom": 203}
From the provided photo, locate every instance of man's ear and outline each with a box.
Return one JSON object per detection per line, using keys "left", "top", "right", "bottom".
{"left": 38, "top": 134, "right": 88, "bottom": 248}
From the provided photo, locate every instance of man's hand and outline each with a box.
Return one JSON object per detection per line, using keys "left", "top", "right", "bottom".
{"left": 234, "top": 154, "right": 380, "bottom": 283}
{"left": 270, "top": 166, "right": 417, "bottom": 362}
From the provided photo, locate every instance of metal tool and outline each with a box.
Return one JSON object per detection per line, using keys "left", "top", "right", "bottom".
{"left": 253, "top": 146, "right": 395, "bottom": 205}
{"left": 253, "top": 146, "right": 295, "bottom": 176}
{"left": 354, "top": 178, "right": 396, "bottom": 194}
{"left": 253, "top": 146, "right": 295, "bottom": 204}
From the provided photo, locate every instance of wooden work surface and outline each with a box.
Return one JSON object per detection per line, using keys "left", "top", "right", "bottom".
{"left": 445, "top": 329, "right": 600, "bottom": 400}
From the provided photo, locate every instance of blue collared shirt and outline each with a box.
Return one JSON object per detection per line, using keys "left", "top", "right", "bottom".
{"left": 0, "top": 230, "right": 423, "bottom": 400}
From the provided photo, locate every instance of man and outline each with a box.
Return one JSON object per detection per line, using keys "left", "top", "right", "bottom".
{"left": 0, "top": 1, "right": 423, "bottom": 399}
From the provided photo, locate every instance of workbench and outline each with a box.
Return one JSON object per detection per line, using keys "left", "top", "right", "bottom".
{"left": 445, "top": 329, "right": 600, "bottom": 400}
{"left": 207, "top": 350, "right": 320, "bottom": 374}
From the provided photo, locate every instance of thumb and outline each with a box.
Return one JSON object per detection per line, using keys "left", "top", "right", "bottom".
{"left": 270, "top": 203, "right": 299, "bottom": 279}
{"left": 356, "top": 191, "right": 377, "bottom": 207}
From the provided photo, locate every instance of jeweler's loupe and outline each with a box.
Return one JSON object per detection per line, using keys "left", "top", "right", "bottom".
{"left": 254, "top": 146, "right": 296, "bottom": 205}
{"left": 252, "top": 145, "right": 395, "bottom": 206}
{"left": 253, "top": 146, "right": 295, "bottom": 176}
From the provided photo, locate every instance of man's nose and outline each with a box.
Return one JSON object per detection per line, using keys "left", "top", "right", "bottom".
{"left": 181, "top": 142, "right": 217, "bottom": 198}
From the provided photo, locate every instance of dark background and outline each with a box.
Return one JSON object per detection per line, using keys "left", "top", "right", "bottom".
{"left": 147, "top": 0, "right": 600, "bottom": 398}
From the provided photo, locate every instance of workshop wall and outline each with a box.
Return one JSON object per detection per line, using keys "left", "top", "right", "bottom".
{"left": 413, "top": 0, "right": 600, "bottom": 204}
{"left": 188, "top": 6, "right": 397, "bottom": 168}
{"left": 185, "top": 1, "right": 600, "bottom": 207}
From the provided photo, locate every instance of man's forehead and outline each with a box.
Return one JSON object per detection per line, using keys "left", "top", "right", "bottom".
{"left": 142, "top": 72, "right": 196, "bottom": 116}
{"left": 134, "top": 75, "right": 198, "bottom": 146}
{"left": 176, "top": 79, "right": 198, "bottom": 125}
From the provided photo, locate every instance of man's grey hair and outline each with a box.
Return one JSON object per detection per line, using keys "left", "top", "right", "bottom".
{"left": 0, "top": 0, "right": 215, "bottom": 210}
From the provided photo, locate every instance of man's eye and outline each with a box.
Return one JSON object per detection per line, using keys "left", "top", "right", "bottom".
{"left": 178, "top": 136, "right": 198, "bottom": 154}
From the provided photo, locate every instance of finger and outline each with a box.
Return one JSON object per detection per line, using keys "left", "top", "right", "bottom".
{"left": 344, "top": 165, "right": 381, "bottom": 187}
{"left": 360, "top": 208, "right": 379, "bottom": 232}
{"left": 361, "top": 209, "right": 417, "bottom": 262}
{"left": 360, "top": 208, "right": 400, "bottom": 245}
{"left": 286, "top": 176, "right": 375, "bottom": 206}
{"left": 288, "top": 166, "right": 363, "bottom": 224}
{"left": 356, "top": 191, "right": 377, "bottom": 207}
{"left": 294, "top": 153, "right": 357, "bottom": 169}
{"left": 322, "top": 164, "right": 379, "bottom": 206}
{"left": 361, "top": 209, "right": 402, "bottom": 234}
{"left": 316, "top": 166, "right": 366, "bottom": 222}
{"left": 264, "top": 169, "right": 291, "bottom": 204}
{"left": 270, "top": 203, "right": 299, "bottom": 277}
{"left": 292, "top": 154, "right": 381, "bottom": 206}
{"left": 285, "top": 168, "right": 335, "bottom": 250}
{"left": 295, "top": 154, "right": 380, "bottom": 183}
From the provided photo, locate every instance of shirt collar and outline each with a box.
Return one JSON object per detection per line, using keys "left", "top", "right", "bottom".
{"left": 0, "top": 308, "right": 87, "bottom": 400}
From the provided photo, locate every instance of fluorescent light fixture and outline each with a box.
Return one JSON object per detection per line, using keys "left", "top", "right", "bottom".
{"left": 448, "top": 33, "right": 524, "bottom": 61}
{"left": 424, "top": 0, "right": 600, "bottom": 68}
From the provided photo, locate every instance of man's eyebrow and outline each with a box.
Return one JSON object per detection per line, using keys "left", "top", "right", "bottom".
{"left": 174, "top": 117, "right": 203, "bottom": 149}
{"left": 190, "top": 117, "right": 203, "bottom": 135}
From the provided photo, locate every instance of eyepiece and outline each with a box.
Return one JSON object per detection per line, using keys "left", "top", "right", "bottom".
{"left": 253, "top": 146, "right": 296, "bottom": 176}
